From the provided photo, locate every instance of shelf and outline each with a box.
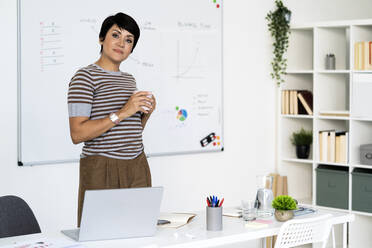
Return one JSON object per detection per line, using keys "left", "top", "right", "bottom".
{"left": 352, "top": 70, "right": 372, "bottom": 74}
{"left": 315, "top": 205, "right": 350, "bottom": 213}
{"left": 286, "top": 70, "right": 313, "bottom": 74}
{"left": 279, "top": 21, "right": 372, "bottom": 238}
{"left": 350, "top": 163, "right": 372, "bottom": 169}
{"left": 316, "top": 70, "right": 350, "bottom": 74}
{"left": 282, "top": 158, "right": 313, "bottom": 164}
{"left": 351, "top": 117, "right": 372, "bottom": 122}
{"left": 281, "top": 114, "right": 313, "bottom": 119}
{"left": 317, "top": 115, "right": 350, "bottom": 120}
{"left": 316, "top": 161, "right": 349, "bottom": 167}
{"left": 351, "top": 210, "right": 372, "bottom": 217}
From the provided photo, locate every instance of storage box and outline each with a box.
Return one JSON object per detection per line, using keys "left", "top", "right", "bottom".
{"left": 360, "top": 144, "right": 372, "bottom": 165}
{"left": 316, "top": 165, "right": 349, "bottom": 209}
{"left": 353, "top": 74, "right": 372, "bottom": 119}
{"left": 352, "top": 168, "right": 372, "bottom": 213}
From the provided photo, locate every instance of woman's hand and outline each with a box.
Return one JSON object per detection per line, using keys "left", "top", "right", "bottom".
{"left": 117, "top": 91, "right": 153, "bottom": 119}
{"left": 140, "top": 93, "right": 156, "bottom": 128}
{"left": 145, "top": 93, "right": 156, "bottom": 116}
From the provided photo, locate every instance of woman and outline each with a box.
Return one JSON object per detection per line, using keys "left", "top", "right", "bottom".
{"left": 67, "top": 12, "right": 155, "bottom": 227}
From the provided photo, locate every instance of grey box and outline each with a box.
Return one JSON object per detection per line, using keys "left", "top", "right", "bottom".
{"left": 352, "top": 168, "right": 372, "bottom": 213}
{"left": 206, "top": 207, "right": 223, "bottom": 231}
{"left": 316, "top": 165, "right": 349, "bottom": 209}
{"left": 360, "top": 144, "right": 372, "bottom": 165}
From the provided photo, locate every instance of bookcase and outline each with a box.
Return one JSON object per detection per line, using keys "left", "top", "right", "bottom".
{"left": 277, "top": 19, "right": 372, "bottom": 247}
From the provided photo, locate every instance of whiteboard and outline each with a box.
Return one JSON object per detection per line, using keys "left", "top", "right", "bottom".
{"left": 18, "top": 0, "right": 223, "bottom": 166}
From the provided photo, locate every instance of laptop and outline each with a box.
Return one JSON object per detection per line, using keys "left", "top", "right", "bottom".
{"left": 62, "top": 186, "right": 163, "bottom": 242}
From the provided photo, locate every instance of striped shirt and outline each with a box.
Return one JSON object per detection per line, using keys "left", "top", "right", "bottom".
{"left": 67, "top": 63, "right": 143, "bottom": 159}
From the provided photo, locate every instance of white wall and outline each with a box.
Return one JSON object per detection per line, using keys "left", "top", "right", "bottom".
{"left": 0, "top": 0, "right": 276, "bottom": 236}
{"left": 1, "top": 0, "right": 372, "bottom": 247}
{"left": 285, "top": 0, "right": 372, "bottom": 24}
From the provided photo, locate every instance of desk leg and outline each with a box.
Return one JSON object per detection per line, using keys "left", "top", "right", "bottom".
{"left": 343, "top": 223, "right": 347, "bottom": 248}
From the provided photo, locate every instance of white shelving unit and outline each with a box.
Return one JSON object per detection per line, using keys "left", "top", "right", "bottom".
{"left": 277, "top": 19, "right": 372, "bottom": 248}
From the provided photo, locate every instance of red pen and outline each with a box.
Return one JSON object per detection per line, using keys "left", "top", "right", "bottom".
{"left": 219, "top": 198, "right": 224, "bottom": 207}
{"left": 206, "top": 198, "right": 211, "bottom": 207}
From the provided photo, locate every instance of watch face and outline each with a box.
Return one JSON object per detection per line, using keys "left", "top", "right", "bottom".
{"left": 110, "top": 113, "right": 119, "bottom": 124}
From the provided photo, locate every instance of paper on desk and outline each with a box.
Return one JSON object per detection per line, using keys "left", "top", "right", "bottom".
{"left": 245, "top": 221, "right": 268, "bottom": 229}
{"left": 223, "top": 209, "right": 242, "bottom": 218}
{"left": 158, "top": 213, "right": 196, "bottom": 228}
{"left": 0, "top": 238, "right": 84, "bottom": 248}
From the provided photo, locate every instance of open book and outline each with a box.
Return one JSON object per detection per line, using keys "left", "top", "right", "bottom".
{"left": 158, "top": 213, "right": 196, "bottom": 228}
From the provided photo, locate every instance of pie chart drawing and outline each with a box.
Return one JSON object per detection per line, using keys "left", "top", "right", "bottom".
{"left": 177, "top": 109, "right": 188, "bottom": 121}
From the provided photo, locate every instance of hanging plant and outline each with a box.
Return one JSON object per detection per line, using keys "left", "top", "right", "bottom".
{"left": 266, "top": 0, "right": 291, "bottom": 86}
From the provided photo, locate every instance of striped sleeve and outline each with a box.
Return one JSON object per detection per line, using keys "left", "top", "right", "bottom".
{"left": 67, "top": 68, "right": 95, "bottom": 117}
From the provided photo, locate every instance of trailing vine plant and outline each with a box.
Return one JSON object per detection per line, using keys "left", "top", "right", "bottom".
{"left": 266, "top": 0, "right": 291, "bottom": 86}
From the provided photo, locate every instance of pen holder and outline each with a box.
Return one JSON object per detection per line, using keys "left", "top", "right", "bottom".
{"left": 325, "top": 54, "right": 336, "bottom": 70}
{"left": 206, "top": 206, "right": 223, "bottom": 231}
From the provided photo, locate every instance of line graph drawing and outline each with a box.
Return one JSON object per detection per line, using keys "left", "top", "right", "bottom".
{"left": 174, "top": 39, "right": 205, "bottom": 80}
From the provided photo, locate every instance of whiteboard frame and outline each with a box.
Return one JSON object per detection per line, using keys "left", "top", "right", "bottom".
{"left": 16, "top": 0, "right": 224, "bottom": 166}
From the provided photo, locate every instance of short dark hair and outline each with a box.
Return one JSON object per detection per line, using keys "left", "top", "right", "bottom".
{"left": 99, "top": 12, "right": 140, "bottom": 53}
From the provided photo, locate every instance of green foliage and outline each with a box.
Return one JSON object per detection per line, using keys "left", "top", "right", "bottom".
{"left": 290, "top": 128, "right": 313, "bottom": 146}
{"left": 266, "top": 0, "right": 291, "bottom": 86}
{"left": 272, "top": 195, "right": 297, "bottom": 210}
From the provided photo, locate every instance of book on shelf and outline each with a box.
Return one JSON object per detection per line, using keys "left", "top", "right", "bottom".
{"left": 319, "top": 110, "right": 350, "bottom": 117}
{"left": 319, "top": 130, "right": 348, "bottom": 163}
{"left": 297, "top": 91, "right": 313, "bottom": 115}
{"left": 354, "top": 41, "right": 372, "bottom": 70}
{"left": 158, "top": 213, "right": 196, "bottom": 228}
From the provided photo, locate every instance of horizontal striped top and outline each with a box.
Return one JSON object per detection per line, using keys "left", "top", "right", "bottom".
{"left": 67, "top": 63, "right": 143, "bottom": 160}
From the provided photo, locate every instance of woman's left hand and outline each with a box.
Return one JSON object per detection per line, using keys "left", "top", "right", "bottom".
{"left": 146, "top": 94, "right": 156, "bottom": 115}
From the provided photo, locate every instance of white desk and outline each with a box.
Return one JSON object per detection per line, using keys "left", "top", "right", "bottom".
{"left": 0, "top": 208, "right": 354, "bottom": 248}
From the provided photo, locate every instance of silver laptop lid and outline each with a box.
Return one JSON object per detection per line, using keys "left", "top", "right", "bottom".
{"left": 79, "top": 187, "right": 163, "bottom": 241}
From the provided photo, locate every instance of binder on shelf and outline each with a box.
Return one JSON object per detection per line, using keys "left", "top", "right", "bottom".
{"left": 329, "top": 131, "right": 336, "bottom": 163}
{"left": 359, "top": 42, "right": 363, "bottom": 70}
{"left": 293, "top": 90, "right": 298, "bottom": 115}
{"left": 335, "top": 134, "right": 341, "bottom": 163}
{"left": 354, "top": 41, "right": 372, "bottom": 70}
{"left": 335, "top": 131, "right": 347, "bottom": 163}
{"left": 319, "top": 131, "right": 329, "bottom": 162}
{"left": 339, "top": 132, "right": 349, "bottom": 163}
{"left": 285, "top": 90, "right": 289, "bottom": 114}
{"left": 289, "top": 91, "right": 294, "bottom": 115}
{"left": 355, "top": 42, "right": 359, "bottom": 70}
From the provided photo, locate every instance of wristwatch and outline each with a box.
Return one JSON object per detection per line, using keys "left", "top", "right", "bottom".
{"left": 109, "top": 113, "right": 120, "bottom": 125}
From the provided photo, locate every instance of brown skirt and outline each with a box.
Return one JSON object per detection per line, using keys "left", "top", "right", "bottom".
{"left": 77, "top": 152, "right": 152, "bottom": 227}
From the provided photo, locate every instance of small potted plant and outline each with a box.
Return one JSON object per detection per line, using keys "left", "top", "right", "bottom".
{"left": 272, "top": 195, "right": 297, "bottom": 222}
{"left": 290, "top": 128, "right": 313, "bottom": 159}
